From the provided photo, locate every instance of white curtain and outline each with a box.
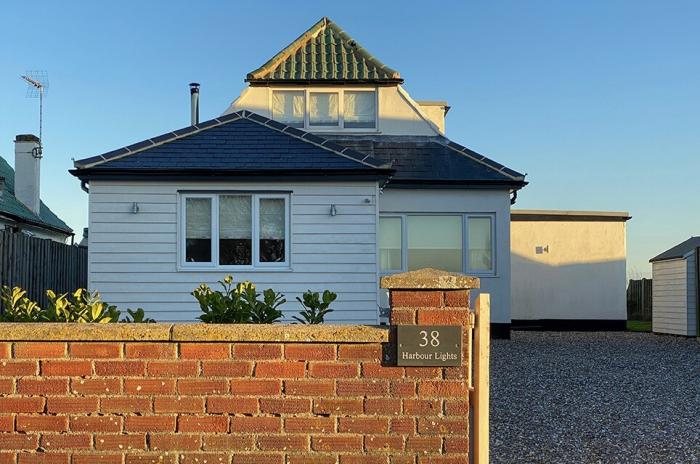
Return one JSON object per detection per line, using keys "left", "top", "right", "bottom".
{"left": 344, "top": 91, "right": 376, "bottom": 127}
{"left": 309, "top": 93, "right": 338, "bottom": 126}
{"left": 259, "top": 199, "right": 285, "bottom": 240}
{"left": 219, "top": 196, "right": 252, "bottom": 239}
{"left": 185, "top": 198, "right": 211, "bottom": 239}
{"left": 272, "top": 91, "right": 304, "bottom": 127}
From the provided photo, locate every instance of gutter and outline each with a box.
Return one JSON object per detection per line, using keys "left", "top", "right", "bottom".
{"left": 0, "top": 211, "right": 73, "bottom": 237}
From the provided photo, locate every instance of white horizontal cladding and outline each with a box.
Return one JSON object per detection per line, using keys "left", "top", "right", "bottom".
{"left": 652, "top": 258, "right": 690, "bottom": 335}
{"left": 88, "top": 180, "right": 380, "bottom": 323}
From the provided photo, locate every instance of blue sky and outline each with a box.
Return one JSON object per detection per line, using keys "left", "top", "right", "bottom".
{"left": 1, "top": 0, "right": 698, "bottom": 277}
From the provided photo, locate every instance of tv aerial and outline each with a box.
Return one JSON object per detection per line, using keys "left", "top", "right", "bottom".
{"left": 20, "top": 71, "right": 49, "bottom": 159}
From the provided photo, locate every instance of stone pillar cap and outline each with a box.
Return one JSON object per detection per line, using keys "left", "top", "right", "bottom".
{"left": 380, "top": 268, "right": 480, "bottom": 290}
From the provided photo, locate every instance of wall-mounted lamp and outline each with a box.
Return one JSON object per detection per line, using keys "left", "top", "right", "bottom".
{"left": 330, "top": 204, "right": 337, "bottom": 216}
{"left": 132, "top": 202, "right": 140, "bottom": 214}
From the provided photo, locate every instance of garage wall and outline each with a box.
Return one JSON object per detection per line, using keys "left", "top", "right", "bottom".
{"left": 511, "top": 218, "right": 627, "bottom": 323}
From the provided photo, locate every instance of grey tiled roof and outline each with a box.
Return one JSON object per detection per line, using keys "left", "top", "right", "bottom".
{"left": 73, "top": 111, "right": 389, "bottom": 175}
{"left": 0, "top": 156, "right": 73, "bottom": 234}
{"left": 324, "top": 135, "right": 526, "bottom": 185}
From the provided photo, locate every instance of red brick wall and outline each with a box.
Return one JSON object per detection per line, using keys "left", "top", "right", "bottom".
{"left": 0, "top": 290, "right": 470, "bottom": 464}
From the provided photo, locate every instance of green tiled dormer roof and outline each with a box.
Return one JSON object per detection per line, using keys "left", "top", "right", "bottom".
{"left": 246, "top": 17, "right": 402, "bottom": 84}
{"left": 0, "top": 155, "right": 72, "bottom": 235}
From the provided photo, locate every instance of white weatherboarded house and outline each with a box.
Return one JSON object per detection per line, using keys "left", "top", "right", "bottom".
{"left": 650, "top": 237, "right": 699, "bottom": 337}
{"left": 71, "top": 18, "right": 527, "bottom": 336}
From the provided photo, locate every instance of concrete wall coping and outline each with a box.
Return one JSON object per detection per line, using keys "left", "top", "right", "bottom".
{"left": 381, "top": 268, "right": 480, "bottom": 290}
{"left": 0, "top": 323, "right": 390, "bottom": 343}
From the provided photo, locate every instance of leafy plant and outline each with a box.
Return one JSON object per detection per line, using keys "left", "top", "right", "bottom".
{"left": 245, "top": 287, "right": 286, "bottom": 324}
{"left": 193, "top": 275, "right": 286, "bottom": 324}
{"left": 121, "top": 308, "right": 155, "bottom": 323}
{"left": 294, "top": 290, "right": 336, "bottom": 324}
{"left": 45, "top": 289, "right": 120, "bottom": 323}
{"left": 0, "top": 286, "right": 42, "bottom": 322}
{"left": 0, "top": 285, "right": 153, "bottom": 323}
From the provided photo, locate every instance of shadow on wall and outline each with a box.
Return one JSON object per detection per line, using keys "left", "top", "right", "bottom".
{"left": 511, "top": 253, "right": 627, "bottom": 322}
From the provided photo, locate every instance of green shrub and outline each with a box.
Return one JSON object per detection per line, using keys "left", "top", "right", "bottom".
{"left": 193, "top": 275, "right": 286, "bottom": 324}
{"left": 0, "top": 285, "right": 153, "bottom": 323}
{"left": 293, "top": 290, "right": 337, "bottom": 324}
{"left": 0, "top": 286, "right": 42, "bottom": 322}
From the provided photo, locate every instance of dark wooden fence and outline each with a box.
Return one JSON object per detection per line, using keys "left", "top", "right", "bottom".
{"left": 0, "top": 230, "right": 87, "bottom": 310}
{"left": 627, "top": 278, "right": 652, "bottom": 321}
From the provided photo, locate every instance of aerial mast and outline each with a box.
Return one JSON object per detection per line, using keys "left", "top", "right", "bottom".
{"left": 20, "top": 71, "right": 49, "bottom": 159}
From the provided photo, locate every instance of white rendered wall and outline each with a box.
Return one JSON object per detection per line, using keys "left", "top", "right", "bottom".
{"left": 511, "top": 220, "right": 627, "bottom": 321}
{"left": 224, "top": 85, "right": 442, "bottom": 136}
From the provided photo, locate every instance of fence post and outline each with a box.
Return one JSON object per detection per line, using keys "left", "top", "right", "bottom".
{"left": 473, "top": 294, "right": 490, "bottom": 464}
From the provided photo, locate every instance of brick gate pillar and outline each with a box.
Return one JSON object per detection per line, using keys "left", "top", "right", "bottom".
{"left": 381, "top": 267, "right": 487, "bottom": 463}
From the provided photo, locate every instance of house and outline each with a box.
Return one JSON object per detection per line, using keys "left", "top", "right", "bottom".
{"left": 70, "top": 17, "right": 526, "bottom": 336}
{"left": 0, "top": 135, "right": 73, "bottom": 242}
{"left": 650, "top": 237, "right": 699, "bottom": 337}
{"left": 510, "top": 210, "right": 630, "bottom": 330}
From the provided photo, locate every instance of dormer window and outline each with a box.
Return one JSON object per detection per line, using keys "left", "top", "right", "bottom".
{"left": 271, "top": 89, "right": 377, "bottom": 131}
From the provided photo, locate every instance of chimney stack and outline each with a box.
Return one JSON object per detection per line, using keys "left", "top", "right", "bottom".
{"left": 14, "top": 134, "right": 41, "bottom": 215}
{"left": 190, "top": 83, "right": 200, "bottom": 125}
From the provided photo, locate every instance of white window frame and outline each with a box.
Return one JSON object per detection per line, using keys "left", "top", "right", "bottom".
{"left": 179, "top": 192, "right": 290, "bottom": 270}
{"left": 269, "top": 87, "right": 378, "bottom": 132}
{"left": 378, "top": 213, "right": 497, "bottom": 277}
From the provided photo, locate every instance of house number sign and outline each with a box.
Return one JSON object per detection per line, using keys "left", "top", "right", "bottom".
{"left": 396, "top": 325, "right": 462, "bottom": 367}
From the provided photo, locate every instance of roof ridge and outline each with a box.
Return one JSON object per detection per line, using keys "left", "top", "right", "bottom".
{"left": 73, "top": 111, "right": 390, "bottom": 171}
{"left": 436, "top": 137, "right": 526, "bottom": 182}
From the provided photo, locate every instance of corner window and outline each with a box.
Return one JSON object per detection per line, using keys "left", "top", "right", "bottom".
{"left": 181, "top": 193, "right": 289, "bottom": 269}
{"left": 379, "top": 216, "right": 402, "bottom": 271}
{"left": 379, "top": 214, "right": 495, "bottom": 275}
{"left": 271, "top": 89, "right": 377, "bottom": 130}
{"left": 407, "top": 216, "right": 463, "bottom": 273}
{"left": 271, "top": 91, "right": 304, "bottom": 128}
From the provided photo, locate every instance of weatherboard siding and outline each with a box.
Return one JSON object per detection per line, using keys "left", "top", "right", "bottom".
{"left": 652, "top": 258, "right": 690, "bottom": 335}
{"left": 686, "top": 251, "right": 697, "bottom": 336}
{"left": 88, "top": 180, "right": 379, "bottom": 323}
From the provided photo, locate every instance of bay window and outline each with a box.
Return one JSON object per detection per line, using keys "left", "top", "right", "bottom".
{"left": 181, "top": 193, "right": 289, "bottom": 268}
{"left": 379, "top": 214, "right": 495, "bottom": 275}
{"left": 271, "top": 89, "right": 377, "bottom": 130}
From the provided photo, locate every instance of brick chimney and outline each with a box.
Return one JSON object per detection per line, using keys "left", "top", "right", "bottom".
{"left": 14, "top": 134, "right": 41, "bottom": 215}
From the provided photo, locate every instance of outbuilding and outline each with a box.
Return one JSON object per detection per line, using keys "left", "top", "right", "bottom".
{"left": 510, "top": 210, "right": 630, "bottom": 330}
{"left": 650, "top": 237, "right": 699, "bottom": 337}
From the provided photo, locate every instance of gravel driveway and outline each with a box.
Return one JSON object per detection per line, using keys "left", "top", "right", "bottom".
{"left": 491, "top": 331, "right": 700, "bottom": 463}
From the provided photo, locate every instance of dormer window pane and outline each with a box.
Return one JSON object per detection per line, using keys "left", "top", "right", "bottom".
{"left": 344, "top": 91, "right": 376, "bottom": 128}
{"left": 272, "top": 91, "right": 304, "bottom": 127}
{"left": 309, "top": 92, "right": 339, "bottom": 127}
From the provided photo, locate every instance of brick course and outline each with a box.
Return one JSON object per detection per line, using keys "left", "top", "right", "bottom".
{"left": 0, "top": 287, "right": 472, "bottom": 463}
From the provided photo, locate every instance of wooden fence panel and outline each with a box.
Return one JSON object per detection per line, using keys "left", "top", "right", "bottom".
{"left": 627, "top": 278, "right": 653, "bottom": 321}
{"left": 0, "top": 231, "right": 87, "bottom": 310}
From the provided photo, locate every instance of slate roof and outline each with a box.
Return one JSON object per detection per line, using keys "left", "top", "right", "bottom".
{"left": 0, "top": 156, "right": 73, "bottom": 234}
{"left": 71, "top": 110, "right": 391, "bottom": 180}
{"left": 324, "top": 135, "right": 527, "bottom": 187}
{"left": 650, "top": 237, "right": 700, "bottom": 263}
{"left": 246, "top": 17, "right": 402, "bottom": 84}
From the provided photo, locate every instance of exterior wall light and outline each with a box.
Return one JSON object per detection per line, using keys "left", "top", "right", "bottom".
{"left": 330, "top": 204, "right": 337, "bottom": 216}
{"left": 132, "top": 202, "right": 140, "bottom": 214}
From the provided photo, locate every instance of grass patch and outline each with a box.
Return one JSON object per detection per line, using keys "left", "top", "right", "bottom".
{"left": 627, "top": 320, "right": 652, "bottom": 332}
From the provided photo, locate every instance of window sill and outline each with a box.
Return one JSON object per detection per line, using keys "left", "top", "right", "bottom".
{"left": 177, "top": 266, "right": 294, "bottom": 273}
